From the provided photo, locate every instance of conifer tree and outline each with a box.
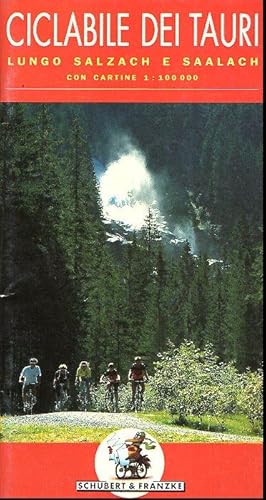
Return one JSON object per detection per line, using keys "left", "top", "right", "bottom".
{"left": 189, "top": 255, "right": 210, "bottom": 348}
{"left": 205, "top": 263, "right": 227, "bottom": 359}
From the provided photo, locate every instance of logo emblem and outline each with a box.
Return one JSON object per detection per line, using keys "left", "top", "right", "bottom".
{"left": 95, "top": 428, "right": 165, "bottom": 498}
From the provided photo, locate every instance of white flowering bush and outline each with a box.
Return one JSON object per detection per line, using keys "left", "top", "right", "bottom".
{"left": 148, "top": 340, "right": 241, "bottom": 425}
{"left": 237, "top": 368, "right": 263, "bottom": 432}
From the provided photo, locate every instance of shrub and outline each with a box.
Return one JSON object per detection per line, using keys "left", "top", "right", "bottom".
{"left": 148, "top": 340, "right": 241, "bottom": 424}
{"left": 237, "top": 368, "right": 263, "bottom": 432}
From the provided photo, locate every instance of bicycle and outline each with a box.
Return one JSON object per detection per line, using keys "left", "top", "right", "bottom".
{"left": 111, "top": 448, "right": 150, "bottom": 479}
{"left": 105, "top": 383, "right": 119, "bottom": 413}
{"left": 55, "top": 382, "right": 69, "bottom": 411}
{"left": 115, "top": 458, "right": 150, "bottom": 479}
{"left": 23, "top": 384, "right": 37, "bottom": 415}
{"left": 132, "top": 380, "right": 145, "bottom": 412}
{"left": 77, "top": 379, "right": 91, "bottom": 411}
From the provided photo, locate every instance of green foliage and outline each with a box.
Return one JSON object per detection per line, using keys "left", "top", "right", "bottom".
{"left": 205, "top": 264, "right": 227, "bottom": 358}
{"left": 149, "top": 340, "right": 242, "bottom": 423}
{"left": 237, "top": 368, "right": 263, "bottom": 433}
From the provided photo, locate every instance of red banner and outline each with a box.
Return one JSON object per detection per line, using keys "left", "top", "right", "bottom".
{"left": 0, "top": 0, "right": 263, "bottom": 102}
{"left": 0, "top": 443, "right": 263, "bottom": 498}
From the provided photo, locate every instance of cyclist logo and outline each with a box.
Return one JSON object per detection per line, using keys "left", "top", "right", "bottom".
{"left": 108, "top": 431, "right": 152, "bottom": 479}
{"left": 95, "top": 428, "right": 165, "bottom": 498}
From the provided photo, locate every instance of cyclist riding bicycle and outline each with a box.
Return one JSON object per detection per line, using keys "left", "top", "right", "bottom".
{"left": 100, "top": 362, "right": 120, "bottom": 407}
{"left": 75, "top": 361, "right": 91, "bottom": 389}
{"left": 19, "top": 357, "right": 42, "bottom": 409}
{"left": 128, "top": 356, "right": 149, "bottom": 410}
{"left": 53, "top": 363, "right": 70, "bottom": 404}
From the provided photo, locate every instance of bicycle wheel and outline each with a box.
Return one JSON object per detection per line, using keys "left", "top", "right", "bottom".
{"left": 112, "top": 385, "right": 119, "bottom": 412}
{"left": 135, "top": 385, "right": 143, "bottom": 412}
{"left": 83, "top": 394, "right": 88, "bottom": 411}
{"left": 105, "top": 388, "right": 115, "bottom": 412}
{"left": 63, "top": 392, "right": 69, "bottom": 408}
{"left": 78, "top": 382, "right": 88, "bottom": 411}
{"left": 23, "top": 401, "right": 30, "bottom": 414}
{"left": 58, "top": 387, "right": 64, "bottom": 411}
{"left": 115, "top": 464, "right": 127, "bottom": 479}
{"left": 136, "top": 463, "right": 147, "bottom": 479}
{"left": 78, "top": 393, "right": 85, "bottom": 411}
{"left": 61, "top": 388, "right": 69, "bottom": 410}
{"left": 83, "top": 382, "right": 91, "bottom": 410}
{"left": 28, "top": 391, "right": 36, "bottom": 415}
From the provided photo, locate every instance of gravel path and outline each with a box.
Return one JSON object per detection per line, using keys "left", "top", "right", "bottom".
{"left": 2, "top": 411, "right": 260, "bottom": 442}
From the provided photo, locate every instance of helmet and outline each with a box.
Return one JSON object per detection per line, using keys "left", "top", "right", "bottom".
{"left": 134, "top": 431, "right": 146, "bottom": 440}
{"left": 134, "top": 356, "right": 141, "bottom": 362}
{"left": 29, "top": 358, "right": 38, "bottom": 364}
{"left": 108, "top": 362, "right": 114, "bottom": 368}
{"left": 59, "top": 363, "right": 67, "bottom": 369}
{"left": 80, "top": 361, "right": 88, "bottom": 366}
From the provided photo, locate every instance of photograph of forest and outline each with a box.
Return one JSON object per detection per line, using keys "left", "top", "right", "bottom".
{"left": 0, "top": 103, "right": 263, "bottom": 440}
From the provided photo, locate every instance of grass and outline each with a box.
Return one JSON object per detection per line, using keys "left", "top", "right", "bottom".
{"left": 0, "top": 413, "right": 263, "bottom": 443}
{"left": 139, "top": 411, "right": 263, "bottom": 437}
{"left": 0, "top": 423, "right": 119, "bottom": 443}
{"left": 0, "top": 422, "right": 252, "bottom": 443}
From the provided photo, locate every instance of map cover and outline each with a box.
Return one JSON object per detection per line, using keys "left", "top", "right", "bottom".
{"left": 0, "top": 0, "right": 263, "bottom": 498}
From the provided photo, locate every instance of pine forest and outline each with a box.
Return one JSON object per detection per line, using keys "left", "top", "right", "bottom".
{"left": 0, "top": 103, "right": 263, "bottom": 421}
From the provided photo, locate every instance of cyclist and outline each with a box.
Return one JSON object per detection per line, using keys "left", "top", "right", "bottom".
{"left": 75, "top": 360, "right": 91, "bottom": 400}
{"left": 125, "top": 431, "right": 146, "bottom": 462}
{"left": 53, "top": 363, "right": 70, "bottom": 405}
{"left": 19, "top": 357, "right": 42, "bottom": 409}
{"left": 100, "top": 362, "right": 120, "bottom": 407}
{"left": 128, "top": 356, "right": 149, "bottom": 410}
